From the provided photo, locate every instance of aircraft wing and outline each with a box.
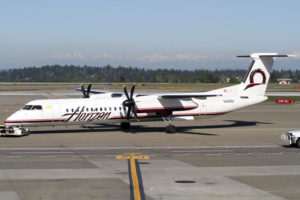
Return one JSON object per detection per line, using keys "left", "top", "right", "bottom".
{"left": 134, "top": 93, "right": 221, "bottom": 113}
{"left": 158, "top": 94, "right": 221, "bottom": 99}
{"left": 76, "top": 88, "right": 124, "bottom": 96}
{"left": 76, "top": 88, "right": 111, "bottom": 94}
{"left": 76, "top": 87, "right": 221, "bottom": 99}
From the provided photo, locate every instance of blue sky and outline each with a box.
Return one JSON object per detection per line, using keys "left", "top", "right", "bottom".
{"left": 1, "top": 0, "right": 300, "bottom": 69}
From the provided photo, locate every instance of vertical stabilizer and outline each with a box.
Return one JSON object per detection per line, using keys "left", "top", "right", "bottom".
{"left": 238, "top": 53, "right": 289, "bottom": 96}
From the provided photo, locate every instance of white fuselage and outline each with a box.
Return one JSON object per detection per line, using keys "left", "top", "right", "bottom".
{"left": 4, "top": 85, "right": 267, "bottom": 127}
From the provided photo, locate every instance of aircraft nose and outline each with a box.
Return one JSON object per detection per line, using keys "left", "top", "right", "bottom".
{"left": 4, "top": 111, "right": 21, "bottom": 124}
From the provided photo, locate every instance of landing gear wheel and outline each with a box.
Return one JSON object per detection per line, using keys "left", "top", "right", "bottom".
{"left": 296, "top": 139, "right": 300, "bottom": 148}
{"left": 120, "top": 122, "right": 131, "bottom": 129}
{"left": 166, "top": 125, "right": 176, "bottom": 134}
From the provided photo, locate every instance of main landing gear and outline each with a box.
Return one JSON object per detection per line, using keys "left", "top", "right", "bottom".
{"left": 166, "top": 124, "right": 176, "bottom": 134}
{"left": 162, "top": 114, "right": 176, "bottom": 134}
{"left": 120, "top": 113, "right": 177, "bottom": 134}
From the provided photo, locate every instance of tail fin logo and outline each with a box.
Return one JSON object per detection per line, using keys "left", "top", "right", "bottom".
{"left": 244, "top": 69, "right": 266, "bottom": 90}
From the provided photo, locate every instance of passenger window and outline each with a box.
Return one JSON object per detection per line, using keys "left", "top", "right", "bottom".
{"left": 100, "top": 107, "right": 102, "bottom": 111}
{"left": 66, "top": 109, "right": 69, "bottom": 112}
{"left": 32, "top": 105, "right": 42, "bottom": 110}
{"left": 72, "top": 109, "right": 74, "bottom": 112}
{"left": 114, "top": 107, "right": 116, "bottom": 111}
{"left": 95, "top": 108, "right": 98, "bottom": 111}
{"left": 86, "top": 108, "right": 89, "bottom": 112}
{"left": 109, "top": 107, "right": 111, "bottom": 111}
{"left": 119, "top": 107, "right": 121, "bottom": 111}
{"left": 104, "top": 107, "right": 107, "bottom": 111}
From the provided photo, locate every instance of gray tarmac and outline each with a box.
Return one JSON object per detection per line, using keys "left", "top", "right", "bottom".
{"left": 0, "top": 92, "right": 300, "bottom": 200}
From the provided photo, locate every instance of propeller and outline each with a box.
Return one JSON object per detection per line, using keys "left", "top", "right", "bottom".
{"left": 122, "top": 85, "right": 139, "bottom": 121}
{"left": 81, "top": 83, "right": 92, "bottom": 98}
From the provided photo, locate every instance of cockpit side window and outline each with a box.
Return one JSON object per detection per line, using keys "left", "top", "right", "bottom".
{"left": 32, "top": 105, "right": 42, "bottom": 110}
{"left": 22, "top": 105, "right": 32, "bottom": 110}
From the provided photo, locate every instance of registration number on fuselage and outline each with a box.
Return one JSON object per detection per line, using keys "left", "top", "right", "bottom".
{"left": 223, "top": 99, "right": 234, "bottom": 103}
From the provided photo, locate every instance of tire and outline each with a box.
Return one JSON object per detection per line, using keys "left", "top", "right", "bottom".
{"left": 296, "top": 138, "right": 300, "bottom": 148}
{"left": 166, "top": 125, "right": 176, "bottom": 134}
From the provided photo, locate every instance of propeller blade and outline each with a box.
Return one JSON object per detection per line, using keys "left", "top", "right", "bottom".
{"left": 81, "top": 84, "right": 87, "bottom": 98}
{"left": 122, "top": 84, "right": 139, "bottom": 122}
{"left": 86, "top": 84, "right": 92, "bottom": 98}
{"left": 130, "top": 85, "right": 135, "bottom": 99}
{"left": 126, "top": 106, "right": 132, "bottom": 120}
{"left": 132, "top": 108, "right": 139, "bottom": 121}
{"left": 123, "top": 85, "right": 130, "bottom": 100}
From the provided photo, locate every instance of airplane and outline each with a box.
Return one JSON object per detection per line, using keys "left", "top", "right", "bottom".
{"left": 2, "top": 53, "right": 292, "bottom": 136}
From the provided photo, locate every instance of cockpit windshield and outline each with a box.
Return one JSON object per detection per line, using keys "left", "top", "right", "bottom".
{"left": 22, "top": 105, "right": 42, "bottom": 110}
{"left": 32, "top": 105, "right": 42, "bottom": 110}
{"left": 22, "top": 105, "right": 32, "bottom": 110}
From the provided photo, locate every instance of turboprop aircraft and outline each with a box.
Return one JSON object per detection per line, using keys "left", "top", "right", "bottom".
{"left": 3, "top": 53, "right": 292, "bottom": 135}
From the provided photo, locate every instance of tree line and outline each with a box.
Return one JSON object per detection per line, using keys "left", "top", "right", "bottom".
{"left": 0, "top": 65, "right": 299, "bottom": 83}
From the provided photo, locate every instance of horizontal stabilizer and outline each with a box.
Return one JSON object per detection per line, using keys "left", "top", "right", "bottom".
{"left": 237, "top": 53, "right": 293, "bottom": 58}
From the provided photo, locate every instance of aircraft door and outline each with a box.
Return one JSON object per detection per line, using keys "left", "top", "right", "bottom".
{"left": 50, "top": 104, "right": 61, "bottom": 123}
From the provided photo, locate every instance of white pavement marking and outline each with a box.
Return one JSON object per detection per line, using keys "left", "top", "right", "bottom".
{"left": 12, "top": 151, "right": 74, "bottom": 154}
{"left": 38, "top": 156, "right": 57, "bottom": 158}
{"left": 171, "top": 149, "right": 233, "bottom": 153}
{"left": 0, "top": 169, "right": 117, "bottom": 180}
{"left": 4, "top": 156, "right": 21, "bottom": 158}
{"left": 0, "top": 191, "right": 21, "bottom": 200}
{"left": 0, "top": 145, "right": 279, "bottom": 150}
{"left": 198, "top": 166, "right": 300, "bottom": 176}
{"left": 205, "top": 153, "right": 221, "bottom": 156}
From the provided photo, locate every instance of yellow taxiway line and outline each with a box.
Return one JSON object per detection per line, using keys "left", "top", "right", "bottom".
{"left": 116, "top": 153, "right": 149, "bottom": 200}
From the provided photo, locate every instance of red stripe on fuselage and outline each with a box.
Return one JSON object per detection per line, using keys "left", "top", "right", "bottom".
{"left": 110, "top": 111, "right": 227, "bottom": 119}
{"left": 4, "top": 118, "right": 67, "bottom": 124}
{"left": 4, "top": 111, "right": 227, "bottom": 124}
